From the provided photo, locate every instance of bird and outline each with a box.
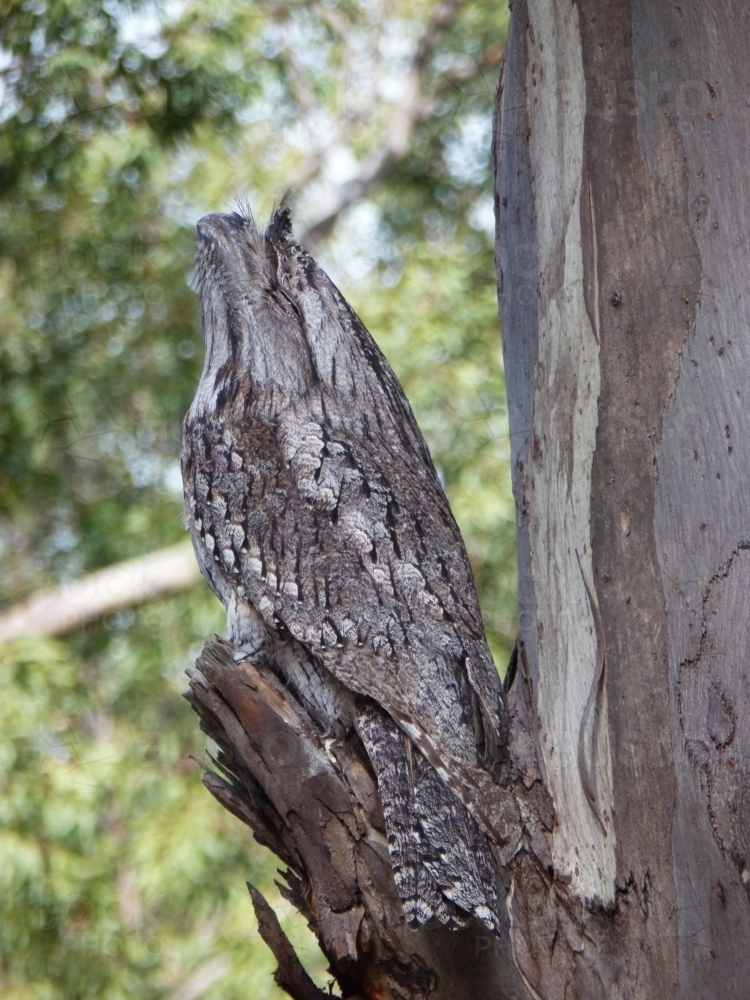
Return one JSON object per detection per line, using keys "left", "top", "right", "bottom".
{"left": 181, "top": 203, "right": 514, "bottom": 931}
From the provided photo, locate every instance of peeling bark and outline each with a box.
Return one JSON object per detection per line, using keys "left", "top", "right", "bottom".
{"left": 186, "top": 641, "right": 530, "bottom": 1000}
{"left": 496, "top": 0, "right": 750, "bottom": 996}
{"left": 512, "top": 0, "right": 616, "bottom": 903}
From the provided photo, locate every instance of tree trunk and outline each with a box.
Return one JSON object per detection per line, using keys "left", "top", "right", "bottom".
{"left": 495, "top": 0, "right": 750, "bottom": 996}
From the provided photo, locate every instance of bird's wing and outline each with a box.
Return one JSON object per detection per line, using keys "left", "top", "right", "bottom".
{"left": 269, "top": 222, "right": 508, "bottom": 766}
{"left": 185, "top": 391, "right": 500, "bottom": 747}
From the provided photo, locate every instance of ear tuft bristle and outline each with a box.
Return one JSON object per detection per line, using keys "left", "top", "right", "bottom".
{"left": 267, "top": 190, "right": 295, "bottom": 243}
{"left": 234, "top": 196, "right": 255, "bottom": 226}
{"left": 231, "top": 197, "right": 268, "bottom": 255}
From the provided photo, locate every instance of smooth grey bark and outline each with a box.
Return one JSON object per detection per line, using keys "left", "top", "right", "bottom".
{"left": 495, "top": 0, "right": 750, "bottom": 996}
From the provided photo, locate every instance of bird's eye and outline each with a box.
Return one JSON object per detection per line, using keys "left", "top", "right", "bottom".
{"left": 274, "top": 286, "right": 302, "bottom": 320}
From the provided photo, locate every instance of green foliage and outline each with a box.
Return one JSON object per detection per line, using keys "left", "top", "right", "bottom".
{"left": 0, "top": 624, "right": 328, "bottom": 1000}
{"left": 0, "top": 0, "right": 512, "bottom": 995}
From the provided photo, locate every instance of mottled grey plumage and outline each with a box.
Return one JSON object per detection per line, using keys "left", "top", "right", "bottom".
{"left": 181, "top": 205, "right": 510, "bottom": 930}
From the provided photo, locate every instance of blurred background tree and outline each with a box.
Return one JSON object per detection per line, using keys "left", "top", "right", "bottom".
{"left": 0, "top": 0, "right": 512, "bottom": 996}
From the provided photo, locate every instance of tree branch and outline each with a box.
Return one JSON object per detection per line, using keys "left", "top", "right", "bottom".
{"left": 284, "top": 10, "right": 380, "bottom": 190}
{"left": 248, "top": 884, "right": 330, "bottom": 1000}
{"left": 185, "top": 639, "right": 530, "bottom": 1000}
{"left": 300, "top": 0, "right": 472, "bottom": 248}
{"left": 169, "top": 956, "right": 231, "bottom": 1000}
{"left": 278, "top": 37, "right": 318, "bottom": 116}
{"left": 0, "top": 541, "right": 200, "bottom": 641}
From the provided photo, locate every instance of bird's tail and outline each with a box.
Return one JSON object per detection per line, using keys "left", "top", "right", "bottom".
{"left": 357, "top": 701, "right": 502, "bottom": 932}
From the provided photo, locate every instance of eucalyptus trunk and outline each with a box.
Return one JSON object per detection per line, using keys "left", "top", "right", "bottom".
{"left": 494, "top": 1, "right": 750, "bottom": 996}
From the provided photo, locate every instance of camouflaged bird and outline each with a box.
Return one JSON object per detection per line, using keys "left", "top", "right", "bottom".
{"left": 181, "top": 205, "right": 514, "bottom": 931}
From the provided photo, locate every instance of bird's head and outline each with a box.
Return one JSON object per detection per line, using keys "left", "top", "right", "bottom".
{"left": 192, "top": 203, "right": 413, "bottom": 448}
{"left": 193, "top": 206, "right": 318, "bottom": 408}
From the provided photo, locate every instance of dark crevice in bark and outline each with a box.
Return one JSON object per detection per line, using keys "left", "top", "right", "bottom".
{"left": 678, "top": 541, "right": 750, "bottom": 672}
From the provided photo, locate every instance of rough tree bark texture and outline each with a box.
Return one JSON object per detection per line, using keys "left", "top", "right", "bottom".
{"left": 496, "top": 0, "right": 750, "bottom": 996}
{"left": 186, "top": 641, "right": 530, "bottom": 1000}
